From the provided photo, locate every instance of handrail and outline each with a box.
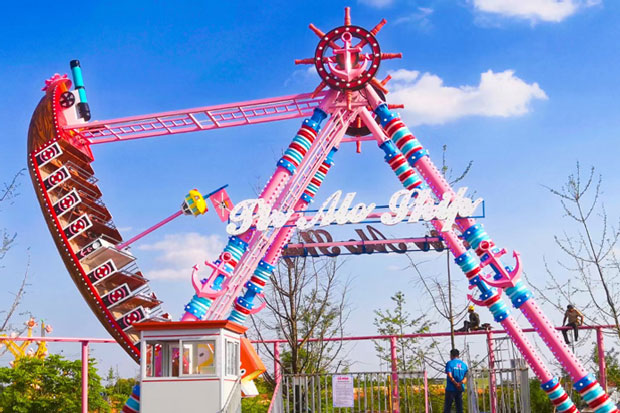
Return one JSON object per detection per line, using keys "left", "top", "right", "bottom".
{"left": 267, "top": 378, "right": 283, "bottom": 413}
{"left": 217, "top": 377, "right": 242, "bottom": 413}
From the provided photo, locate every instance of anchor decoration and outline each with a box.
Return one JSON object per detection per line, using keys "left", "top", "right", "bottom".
{"left": 467, "top": 274, "right": 495, "bottom": 306}
{"left": 191, "top": 252, "right": 235, "bottom": 299}
{"left": 477, "top": 240, "right": 522, "bottom": 289}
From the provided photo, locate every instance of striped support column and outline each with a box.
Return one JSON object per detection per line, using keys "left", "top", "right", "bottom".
{"left": 228, "top": 148, "right": 338, "bottom": 324}
{"left": 183, "top": 236, "right": 248, "bottom": 320}
{"left": 121, "top": 384, "right": 140, "bottom": 413}
{"left": 182, "top": 109, "right": 329, "bottom": 321}
{"left": 460, "top": 222, "right": 619, "bottom": 413}
{"left": 373, "top": 104, "right": 579, "bottom": 412}
{"left": 380, "top": 140, "right": 423, "bottom": 190}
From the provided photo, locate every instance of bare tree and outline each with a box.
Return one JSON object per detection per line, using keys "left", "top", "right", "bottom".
{"left": 529, "top": 163, "right": 620, "bottom": 339}
{"left": 250, "top": 250, "right": 351, "bottom": 380}
{"left": 0, "top": 170, "right": 24, "bottom": 261}
{"left": 0, "top": 169, "right": 31, "bottom": 354}
{"left": 408, "top": 146, "right": 474, "bottom": 348}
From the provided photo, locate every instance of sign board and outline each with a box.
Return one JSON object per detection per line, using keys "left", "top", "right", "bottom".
{"left": 332, "top": 374, "right": 354, "bottom": 408}
{"left": 226, "top": 187, "right": 483, "bottom": 235}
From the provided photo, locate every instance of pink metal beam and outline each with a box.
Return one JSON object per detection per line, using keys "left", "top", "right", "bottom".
{"left": 116, "top": 210, "right": 183, "bottom": 250}
{"left": 486, "top": 331, "right": 498, "bottom": 413}
{"left": 597, "top": 327, "right": 607, "bottom": 392}
{"left": 0, "top": 336, "right": 116, "bottom": 343}
{"left": 390, "top": 336, "right": 401, "bottom": 413}
{"left": 66, "top": 92, "right": 328, "bottom": 145}
{"left": 285, "top": 236, "right": 442, "bottom": 249}
{"left": 82, "top": 341, "right": 89, "bottom": 413}
{"left": 252, "top": 324, "right": 619, "bottom": 344}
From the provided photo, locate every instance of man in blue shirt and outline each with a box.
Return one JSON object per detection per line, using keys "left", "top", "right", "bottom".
{"left": 444, "top": 348, "right": 468, "bottom": 413}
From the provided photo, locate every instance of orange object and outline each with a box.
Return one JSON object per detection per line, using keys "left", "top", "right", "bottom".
{"left": 240, "top": 337, "right": 266, "bottom": 382}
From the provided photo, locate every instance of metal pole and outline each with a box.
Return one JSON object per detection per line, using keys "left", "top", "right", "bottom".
{"left": 447, "top": 251, "right": 455, "bottom": 349}
{"left": 116, "top": 210, "right": 183, "bottom": 249}
{"left": 597, "top": 327, "right": 607, "bottom": 392}
{"left": 486, "top": 331, "right": 497, "bottom": 413}
{"left": 390, "top": 337, "right": 400, "bottom": 413}
{"left": 81, "top": 341, "right": 89, "bottom": 413}
{"left": 274, "top": 342, "right": 281, "bottom": 384}
{"left": 424, "top": 369, "right": 429, "bottom": 413}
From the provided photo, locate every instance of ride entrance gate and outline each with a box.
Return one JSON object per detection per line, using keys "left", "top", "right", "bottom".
{"left": 28, "top": 7, "right": 616, "bottom": 413}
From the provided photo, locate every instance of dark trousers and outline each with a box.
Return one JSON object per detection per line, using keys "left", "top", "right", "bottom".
{"left": 563, "top": 322, "right": 579, "bottom": 343}
{"left": 456, "top": 321, "right": 480, "bottom": 332}
{"left": 444, "top": 390, "right": 463, "bottom": 413}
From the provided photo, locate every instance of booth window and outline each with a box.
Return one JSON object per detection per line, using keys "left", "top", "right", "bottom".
{"left": 145, "top": 340, "right": 216, "bottom": 377}
{"left": 225, "top": 340, "right": 239, "bottom": 376}
{"left": 183, "top": 340, "right": 216, "bottom": 375}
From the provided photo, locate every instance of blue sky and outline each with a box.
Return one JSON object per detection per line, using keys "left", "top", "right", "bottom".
{"left": 1, "top": 0, "right": 620, "bottom": 376}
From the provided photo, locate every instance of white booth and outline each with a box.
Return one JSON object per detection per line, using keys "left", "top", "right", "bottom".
{"left": 135, "top": 320, "right": 245, "bottom": 412}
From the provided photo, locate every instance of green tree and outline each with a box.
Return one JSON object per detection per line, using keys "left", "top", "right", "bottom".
{"left": 593, "top": 347, "right": 620, "bottom": 388}
{"left": 0, "top": 354, "right": 109, "bottom": 412}
{"left": 373, "top": 291, "right": 434, "bottom": 371}
{"left": 103, "top": 367, "right": 137, "bottom": 411}
{"left": 240, "top": 378, "right": 274, "bottom": 413}
{"left": 529, "top": 379, "right": 553, "bottom": 413}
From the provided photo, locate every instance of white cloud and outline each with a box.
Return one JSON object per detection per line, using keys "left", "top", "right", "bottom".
{"left": 388, "top": 69, "right": 547, "bottom": 125}
{"left": 138, "top": 232, "right": 225, "bottom": 280}
{"left": 394, "top": 7, "right": 434, "bottom": 30}
{"left": 358, "top": 0, "right": 394, "bottom": 8}
{"left": 284, "top": 66, "right": 317, "bottom": 88}
{"left": 472, "top": 0, "right": 598, "bottom": 23}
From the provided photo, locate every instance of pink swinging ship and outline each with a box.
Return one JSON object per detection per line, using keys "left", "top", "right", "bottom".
{"left": 27, "top": 8, "right": 615, "bottom": 413}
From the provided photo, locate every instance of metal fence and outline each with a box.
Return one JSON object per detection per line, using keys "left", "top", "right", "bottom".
{"left": 276, "top": 366, "right": 530, "bottom": 413}
{"left": 280, "top": 371, "right": 431, "bottom": 413}
{"left": 466, "top": 366, "right": 530, "bottom": 413}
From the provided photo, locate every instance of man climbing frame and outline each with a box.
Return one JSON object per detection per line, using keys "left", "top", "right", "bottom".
{"left": 562, "top": 304, "right": 584, "bottom": 345}
{"left": 456, "top": 305, "right": 481, "bottom": 332}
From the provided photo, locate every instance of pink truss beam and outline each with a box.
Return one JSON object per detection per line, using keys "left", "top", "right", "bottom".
{"left": 66, "top": 92, "right": 328, "bottom": 145}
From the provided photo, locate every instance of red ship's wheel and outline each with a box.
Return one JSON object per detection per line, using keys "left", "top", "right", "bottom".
{"left": 314, "top": 25, "right": 381, "bottom": 91}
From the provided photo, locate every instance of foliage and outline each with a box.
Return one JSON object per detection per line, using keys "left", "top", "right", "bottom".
{"left": 240, "top": 378, "right": 274, "bottom": 413}
{"left": 103, "top": 367, "right": 137, "bottom": 411}
{"left": 0, "top": 169, "right": 31, "bottom": 355}
{"left": 373, "top": 291, "right": 434, "bottom": 371}
{"left": 593, "top": 347, "right": 620, "bottom": 387}
{"left": 529, "top": 379, "right": 554, "bottom": 413}
{"left": 0, "top": 354, "right": 109, "bottom": 412}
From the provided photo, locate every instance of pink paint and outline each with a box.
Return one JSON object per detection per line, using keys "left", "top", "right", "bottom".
{"left": 206, "top": 103, "right": 357, "bottom": 320}
{"left": 359, "top": 107, "right": 390, "bottom": 144}
{"left": 400, "top": 126, "right": 593, "bottom": 395}
{"left": 180, "top": 312, "right": 199, "bottom": 322}
{"left": 500, "top": 316, "right": 552, "bottom": 382}
{"left": 68, "top": 92, "right": 329, "bottom": 145}
{"left": 389, "top": 337, "right": 400, "bottom": 413}
{"left": 597, "top": 328, "right": 607, "bottom": 392}
{"left": 116, "top": 210, "right": 183, "bottom": 250}
{"left": 520, "top": 300, "right": 587, "bottom": 381}
{"left": 423, "top": 370, "right": 429, "bottom": 413}
{"left": 82, "top": 341, "right": 89, "bottom": 413}
{"left": 486, "top": 331, "right": 498, "bottom": 413}
{"left": 285, "top": 236, "right": 442, "bottom": 249}
{"left": 253, "top": 324, "right": 617, "bottom": 344}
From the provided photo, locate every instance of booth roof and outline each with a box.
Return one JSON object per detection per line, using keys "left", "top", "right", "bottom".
{"left": 133, "top": 320, "right": 247, "bottom": 334}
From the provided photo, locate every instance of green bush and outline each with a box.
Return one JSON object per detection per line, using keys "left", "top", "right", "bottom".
{"left": 0, "top": 355, "right": 109, "bottom": 412}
